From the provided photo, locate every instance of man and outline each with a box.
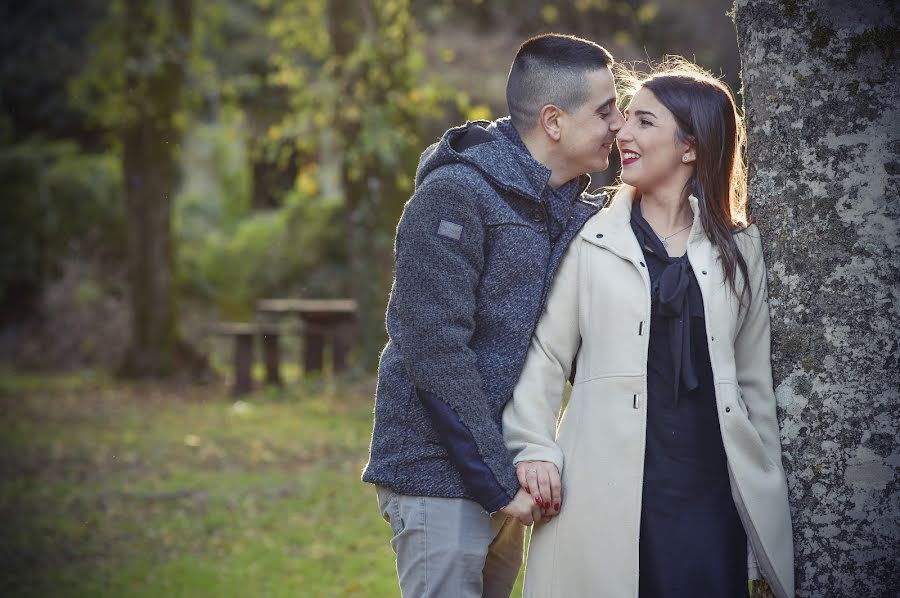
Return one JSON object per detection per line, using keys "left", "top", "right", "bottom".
{"left": 362, "top": 33, "right": 623, "bottom": 597}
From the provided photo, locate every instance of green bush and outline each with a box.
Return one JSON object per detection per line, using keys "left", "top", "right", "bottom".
{"left": 0, "top": 138, "right": 123, "bottom": 307}
{"left": 174, "top": 112, "right": 343, "bottom": 318}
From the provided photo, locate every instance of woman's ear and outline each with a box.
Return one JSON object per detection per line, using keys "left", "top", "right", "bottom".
{"left": 538, "top": 104, "right": 563, "bottom": 141}
{"left": 682, "top": 136, "right": 697, "bottom": 164}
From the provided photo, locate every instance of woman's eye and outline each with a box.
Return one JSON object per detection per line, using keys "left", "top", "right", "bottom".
{"left": 640, "top": 119, "right": 652, "bottom": 126}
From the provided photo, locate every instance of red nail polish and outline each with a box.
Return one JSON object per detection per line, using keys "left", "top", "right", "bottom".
{"left": 535, "top": 496, "right": 542, "bottom": 505}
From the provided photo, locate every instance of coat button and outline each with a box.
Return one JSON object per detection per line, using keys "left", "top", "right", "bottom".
{"left": 639, "top": 261, "right": 645, "bottom": 267}
{"left": 531, "top": 209, "right": 544, "bottom": 223}
{"left": 725, "top": 406, "right": 731, "bottom": 413}
{"left": 596, "top": 233, "right": 603, "bottom": 238}
{"left": 702, "top": 270, "right": 707, "bottom": 275}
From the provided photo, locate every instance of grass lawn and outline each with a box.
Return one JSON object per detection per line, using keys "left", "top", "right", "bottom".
{"left": 0, "top": 367, "right": 526, "bottom": 597}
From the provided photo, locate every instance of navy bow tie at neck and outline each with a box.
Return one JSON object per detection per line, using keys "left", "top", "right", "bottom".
{"left": 656, "top": 258, "right": 700, "bottom": 400}
{"left": 630, "top": 201, "right": 702, "bottom": 403}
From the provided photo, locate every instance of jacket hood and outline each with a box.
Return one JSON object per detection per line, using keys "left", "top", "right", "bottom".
{"left": 415, "top": 119, "right": 591, "bottom": 202}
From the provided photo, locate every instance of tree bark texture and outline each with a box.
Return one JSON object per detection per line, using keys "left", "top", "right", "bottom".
{"left": 734, "top": 1, "right": 898, "bottom": 596}
{"left": 120, "top": 0, "right": 192, "bottom": 377}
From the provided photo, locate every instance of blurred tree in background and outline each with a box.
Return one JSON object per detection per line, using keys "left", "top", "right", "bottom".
{"left": 0, "top": 1, "right": 112, "bottom": 322}
{"left": 260, "top": 0, "right": 446, "bottom": 368}
{"left": 70, "top": 0, "right": 212, "bottom": 377}
{"left": 0, "top": 0, "right": 739, "bottom": 374}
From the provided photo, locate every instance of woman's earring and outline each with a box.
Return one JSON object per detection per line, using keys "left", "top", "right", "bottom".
{"left": 682, "top": 155, "right": 689, "bottom": 162}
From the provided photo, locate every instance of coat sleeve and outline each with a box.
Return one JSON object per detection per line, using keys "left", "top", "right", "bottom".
{"left": 391, "top": 174, "right": 519, "bottom": 513}
{"left": 733, "top": 227, "right": 785, "bottom": 466}
{"left": 502, "top": 238, "right": 583, "bottom": 472}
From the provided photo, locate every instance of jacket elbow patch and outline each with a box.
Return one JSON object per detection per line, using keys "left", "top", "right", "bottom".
{"left": 416, "top": 387, "right": 511, "bottom": 510}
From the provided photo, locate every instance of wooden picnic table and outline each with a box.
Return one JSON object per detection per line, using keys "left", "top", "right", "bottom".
{"left": 209, "top": 322, "right": 286, "bottom": 395}
{"left": 256, "top": 299, "right": 357, "bottom": 374}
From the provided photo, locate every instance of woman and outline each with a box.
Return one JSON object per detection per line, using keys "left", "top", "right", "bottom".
{"left": 502, "top": 60, "right": 794, "bottom": 597}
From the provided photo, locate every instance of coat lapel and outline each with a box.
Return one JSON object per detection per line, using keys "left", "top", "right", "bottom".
{"left": 581, "top": 186, "right": 649, "bottom": 276}
{"left": 685, "top": 194, "right": 719, "bottom": 311}
{"left": 580, "top": 187, "right": 723, "bottom": 310}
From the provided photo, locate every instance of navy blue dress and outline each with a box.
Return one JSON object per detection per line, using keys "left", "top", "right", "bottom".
{"left": 630, "top": 202, "right": 748, "bottom": 598}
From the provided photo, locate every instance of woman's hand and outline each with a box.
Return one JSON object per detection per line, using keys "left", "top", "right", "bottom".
{"left": 517, "top": 460, "right": 562, "bottom": 521}
{"left": 499, "top": 487, "right": 543, "bottom": 526}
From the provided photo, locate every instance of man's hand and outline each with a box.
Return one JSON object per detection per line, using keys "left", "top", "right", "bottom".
{"left": 499, "top": 488, "right": 543, "bottom": 526}
{"left": 517, "top": 460, "right": 562, "bottom": 521}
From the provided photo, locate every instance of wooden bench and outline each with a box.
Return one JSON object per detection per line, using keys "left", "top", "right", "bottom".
{"left": 256, "top": 299, "right": 357, "bottom": 374}
{"left": 209, "top": 322, "right": 287, "bottom": 395}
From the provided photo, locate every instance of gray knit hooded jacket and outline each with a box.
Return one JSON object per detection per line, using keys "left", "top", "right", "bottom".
{"left": 361, "top": 118, "right": 606, "bottom": 512}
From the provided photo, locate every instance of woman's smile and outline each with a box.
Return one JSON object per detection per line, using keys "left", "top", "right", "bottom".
{"left": 620, "top": 148, "right": 641, "bottom": 165}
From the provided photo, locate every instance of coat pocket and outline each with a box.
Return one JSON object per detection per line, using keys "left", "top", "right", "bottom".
{"left": 717, "top": 382, "right": 773, "bottom": 472}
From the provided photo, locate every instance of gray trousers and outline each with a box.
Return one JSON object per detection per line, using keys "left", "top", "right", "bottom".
{"left": 376, "top": 486, "right": 525, "bottom": 598}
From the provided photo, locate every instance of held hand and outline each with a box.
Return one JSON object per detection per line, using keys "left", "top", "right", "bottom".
{"left": 499, "top": 488, "right": 543, "bottom": 526}
{"left": 517, "top": 460, "right": 562, "bottom": 520}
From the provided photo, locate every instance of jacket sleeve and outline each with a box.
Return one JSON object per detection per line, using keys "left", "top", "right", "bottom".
{"left": 502, "top": 238, "right": 583, "bottom": 472}
{"left": 391, "top": 174, "right": 519, "bottom": 512}
{"left": 733, "top": 227, "right": 785, "bottom": 467}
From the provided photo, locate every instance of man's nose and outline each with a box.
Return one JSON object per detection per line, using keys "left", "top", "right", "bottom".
{"left": 609, "top": 108, "right": 626, "bottom": 133}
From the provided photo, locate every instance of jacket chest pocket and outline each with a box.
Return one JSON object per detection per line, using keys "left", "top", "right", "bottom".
{"left": 484, "top": 191, "right": 549, "bottom": 233}
{"left": 483, "top": 207, "right": 549, "bottom": 263}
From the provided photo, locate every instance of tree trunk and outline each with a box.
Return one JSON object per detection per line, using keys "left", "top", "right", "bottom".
{"left": 734, "top": 1, "right": 899, "bottom": 595}
{"left": 327, "top": 0, "right": 379, "bottom": 371}
{"left": 119, "top": 0, "right": 197, "bottom": 377}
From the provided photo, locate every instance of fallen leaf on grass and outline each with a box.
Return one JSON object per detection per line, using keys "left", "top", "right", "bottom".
{"left": 231, "top": 400, "right": 253, "bottom": 416}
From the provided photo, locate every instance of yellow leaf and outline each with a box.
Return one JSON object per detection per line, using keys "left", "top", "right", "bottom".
{"left": 541, "top": 5, "right": 559, "bottom": 24}
{"left": 613, "top": 31, "right": 631, "bottom": 47}
{"left": 396, "top": 173, "right": 412, "bottom": 192}
{"left": 637, "top": 3, "right": 658, "bottom": 23}
{"left": 296, "top": 169, "right": 320, "bottom": 196}
{"left": 466, "top": 104, "right": 492, "bottom": 122}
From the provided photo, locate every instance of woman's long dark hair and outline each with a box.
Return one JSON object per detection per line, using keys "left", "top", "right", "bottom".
{"left": 618, "top": 59, "right": 751, "bottom": 305}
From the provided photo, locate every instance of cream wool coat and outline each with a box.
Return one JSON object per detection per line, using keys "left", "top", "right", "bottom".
{"left": 503, "top": 186, "right": 794, "bottom": 598}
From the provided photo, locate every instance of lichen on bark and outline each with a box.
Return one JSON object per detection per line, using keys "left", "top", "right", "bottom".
{"left": 734, "top": 0, "right": 899, "bottom": 595}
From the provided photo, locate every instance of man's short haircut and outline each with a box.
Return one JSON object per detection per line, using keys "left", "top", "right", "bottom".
{"left": 506, "top": 34, "right": 614, "bottom": 132}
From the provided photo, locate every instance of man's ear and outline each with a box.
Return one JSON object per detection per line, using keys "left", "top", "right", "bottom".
{"left": 538, "top": 104, "right": 563, "bottom": 141}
